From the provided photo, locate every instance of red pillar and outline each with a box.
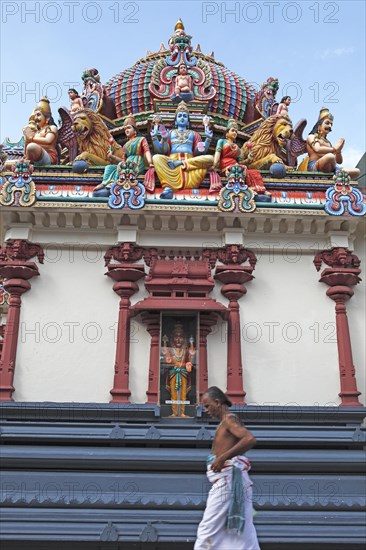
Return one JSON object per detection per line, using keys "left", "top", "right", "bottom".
{"left": 199, "top": 313, "right": 218, "bottom": 400}
{"left": 141, "top": 312, "right": 161, "bottom": 403}
{"left": 0, "top": 240, "right": 43, "bottom": 401}
{"left": 314, "top": 247, "right": 363, "bottom": 406}
{"left": 214, "top": 245, "right": 257, "bottom": 405}
{"left": 106, "top": 260, "right": 145, "bottom": 403}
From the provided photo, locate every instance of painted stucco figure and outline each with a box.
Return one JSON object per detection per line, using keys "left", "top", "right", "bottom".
{"left": 300, "top": 108, "right": 360, "bottom": 179}
{"left": 151, "top": 101, "right": 214, "bottom": 199}
{"left": 172, "top": 64, "right": 194, "bottom": 101}
{"left": 276, "top": 96, "right": 291, "bottom": 119}
{"left": 68, "top": 89, "right": 84, "bottom": 114}
{"left": 161, "top": 322, "right": 196, "bottom": 417}
{"left": 241, "top": 115, "right": 293, "bottom": 170}
{"left": 94, "top": 114, "right": 152, "bottom": 194}
{"left": 23, "top": 97, "right": 58, "bottom": 165}
{"left": 71, "top": 109, "right": 123, "bottom": 166}
{"left": 213, "top": 119, "right": 244, "bottom": 175}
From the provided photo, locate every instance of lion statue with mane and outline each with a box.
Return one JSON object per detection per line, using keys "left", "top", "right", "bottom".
{"left": 58, "top": 107, "right": 122, "bottom": 166}
{"left": 241, "top": 115, "right": 293, "bottom": 170}
{"left": 72, "top": 109, "right": 122, "bottom": 165}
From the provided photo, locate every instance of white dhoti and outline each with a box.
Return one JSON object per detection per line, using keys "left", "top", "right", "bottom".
{"left": 194, "top": 455, "right": 260, "bottom": 550}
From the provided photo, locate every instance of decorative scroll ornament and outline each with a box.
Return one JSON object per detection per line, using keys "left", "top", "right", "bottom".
{"left": 218, "top": 164, "right": 256, "bottom": 213}
{"left": 325, "top": 169, "right": 366, "bottom": 216}
{"left": 0, "top": 160, "right": 36, "bottom": 207}
{"left": 149, "top": 20, "right": 216, "bottom": 103}
{"left": 108, "top": 160, "right": 146, "bottom": 210}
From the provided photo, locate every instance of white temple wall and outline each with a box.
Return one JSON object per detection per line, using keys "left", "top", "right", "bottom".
{"left": 13, "top": 248, "right": 117, "bottom": 402}
{"left": 7, "top": 215, "right": 366, "bottom": 406}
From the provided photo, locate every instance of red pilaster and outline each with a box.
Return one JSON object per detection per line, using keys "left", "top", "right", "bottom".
{"left": 105, "top": 243, "right": 145, "bottom": 403}
{"left": 0, "top": 240, "right": 44, "bottom": 401}
{"left": 314, "top": 247, "right": 363, "bottom": 406}
{"left": 199, "top": 313, "right": 218, "bottom": 400}
{"left": 141, "top": 312, "right": 161, "bottom": 403}
{"left": 214, "top": 245, "right": 257, "bottom": 404}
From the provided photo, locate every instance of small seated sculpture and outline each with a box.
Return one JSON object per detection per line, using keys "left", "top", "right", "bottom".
{"left": 68, "top": 88, "right": 84, "bottom": 114}
{"left": 213, "top": 119, "right": 243, "bottom": 175}
{"left": 172, "top": 64, "right": 194, "bottom": 102}
{"left": 151, "top": 101, "right": 214, "bottom": 199}
{"left": 23, "top": 97, "right": 58, "bottom": 166}
{"left": 301, "top": 108, "right": 360, "bottom": 179}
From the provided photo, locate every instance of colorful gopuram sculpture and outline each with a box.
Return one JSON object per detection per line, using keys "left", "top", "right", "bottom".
{"left": 255, "top": 77, "right": 279, "bottom": 118}
{"left": 149, "top": 19, "right": 216, "bottom": 105}
{"left": 68, "top": 89, "right": 84, "bottom": 114}
{"left": 151, "top": 101, "right": 214, "bottom": 199}
{"left": 94, "top": 114, "right": 153, "bottom": 195}
{"left": 213, "top": 119, "right": 243, "bottom": 175}
{"left": 81, "top": 68, "right": 117, "bottom": 119}
{"left": 161, "top": 322, "right": 196, "bottom": 417}
{"left": 276, "top": 96, "right": 291, "bottom": 119}
{"left": 300, "top": 108, "right": 361, "bottom": 179}
{"left": 22, "top": 97, "right": 58, "bottom": 166}
{"left": 241, "top": 115, "right": 295, "bottom": 170}
{"left": 1, "top": 19, "right": 362, "bottom": 217}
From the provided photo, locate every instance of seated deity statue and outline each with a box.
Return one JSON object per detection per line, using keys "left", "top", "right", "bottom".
{"left": 172, "top": 64, "right": 193, "bottom": 101}
{"left": 300, "top": 108, "right": 360, "bottom": 179}
{"left": 213, "top": 119, "right": 243, "bottom": 175}
{"left": 151, "top": 101, "right": 214, "bottom": 199}
{"left": 161, "top": 322, "right": 196, "bottom": 417}
{"left": 23, "top": 97, "right": 58, "bottom": 166}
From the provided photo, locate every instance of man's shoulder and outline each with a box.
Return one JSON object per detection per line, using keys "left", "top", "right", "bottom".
{"left": 223, "top": 412, "right": 242, "bottom": 426}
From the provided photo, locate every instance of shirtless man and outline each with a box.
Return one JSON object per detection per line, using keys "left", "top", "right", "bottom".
{"left": 195, "top": 386, "right": 260, "bottom": 549}
{"left": 305, "top": 108, "right": 360, "bottom": 179}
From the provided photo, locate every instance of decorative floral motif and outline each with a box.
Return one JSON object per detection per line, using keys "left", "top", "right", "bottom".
{"left": 218, "top": 164, "right": 256, "bottom": 213}
{"left": 108, "top": 160, "right": 146, "bottom": 210}
{"left": 0, "top": 160, "right": 36, "bottom": 207}
{"left": 325, "top": 169, "right": 366, "bottom": 216}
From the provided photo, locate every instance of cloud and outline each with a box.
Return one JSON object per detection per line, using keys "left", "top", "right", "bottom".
{"left": 319, "top": 47, "right": 354, "bottom": 60}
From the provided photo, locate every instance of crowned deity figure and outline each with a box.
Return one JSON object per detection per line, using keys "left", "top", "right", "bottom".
{"left": 161, "top": 322, "right": 196, "bottom": 417}
{"left": 94, "top": 114, "right": 152, "bottom": 193}
{"left": 22, "top": 97, "right": 59, "bottom": 166}
{"left": 151, "top": 102, "right": 214, "bottom": 199}
{"left": 302, "top": 107, "right": 360, "bottom": 179}
{"left": 213, "top": 119, "right": 244, "bottom": 175}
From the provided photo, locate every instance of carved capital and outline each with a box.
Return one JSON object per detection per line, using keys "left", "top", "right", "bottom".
{"left": 104, "top": 243, "right": 144, "bottom": 266}
{"left": 0, "top": 240, "right": 44, "bottom": 264}
{"left": 217, "top": 245, "right": 257, "bottom": 268}
{"left": 314, "top": 247, "right": 360, "bottom": 272}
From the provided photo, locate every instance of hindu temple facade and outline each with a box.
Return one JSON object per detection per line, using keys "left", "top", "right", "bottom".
{"left": 0, "top": 20, "right": 365, "bottom": 550}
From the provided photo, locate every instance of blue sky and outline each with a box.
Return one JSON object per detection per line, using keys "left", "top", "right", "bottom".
{"left": 1, "top": 0, "right": 365, "bottom": 167}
